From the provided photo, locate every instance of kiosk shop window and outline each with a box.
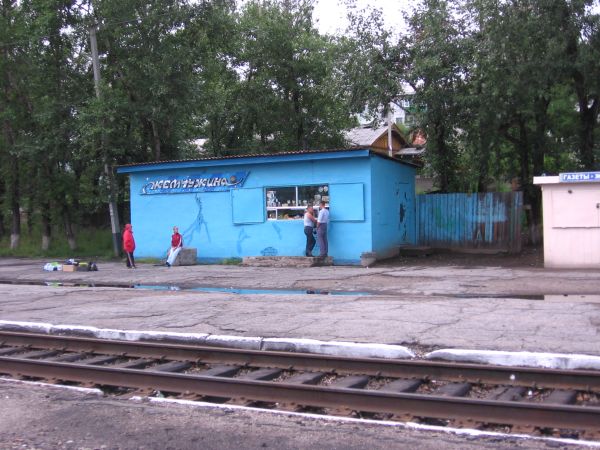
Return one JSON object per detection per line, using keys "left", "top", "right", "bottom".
{"left": 266, "top": 184, "right": 329, "bottom": 220}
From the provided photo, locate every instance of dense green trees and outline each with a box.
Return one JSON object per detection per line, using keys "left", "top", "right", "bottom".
{"left": 0, "top": 0, "right": 599, "bottom": 251}
{"left": 202, "top": 0, "right": 353, "bottom": 154}
{"left": 0, "top": 0, "right": 354, "bottom": 251}
{"left": 343, "top": 0, "right": 599, "bottom": 227}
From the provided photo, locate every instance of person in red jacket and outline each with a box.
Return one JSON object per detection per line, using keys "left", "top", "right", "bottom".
{"left": 122, "top": 223, "right": 136, "bottom": 269}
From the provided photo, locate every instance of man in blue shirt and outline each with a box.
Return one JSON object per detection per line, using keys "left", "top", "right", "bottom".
{"left": 316, "top": 201, "right": 329, "bottom": 257}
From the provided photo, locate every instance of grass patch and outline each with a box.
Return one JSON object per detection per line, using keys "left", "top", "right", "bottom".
{"left": 0, "top": 227, "right": 115, "bottom": 260}
{"left": 221, "top": 257, "right": 242, "bottom": 265}
{"left": 136, "top": 257, "right": 163, "bottom": 264}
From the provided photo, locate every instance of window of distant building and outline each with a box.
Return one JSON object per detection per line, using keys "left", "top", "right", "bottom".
{"left": 404, "top": 113, "right": 415, "bottom": 126}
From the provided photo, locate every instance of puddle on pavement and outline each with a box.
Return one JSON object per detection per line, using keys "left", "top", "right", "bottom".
{"left": 1, "top": 279, "right": 598, "bottom": 301}
{"left": 133, "top": 284, "right": 372, "bottom": 296}
{"left": 439, "top": 293, "right": 545, "bottom": 300}
{"left": 0, "top": 279, "right": 371, "bottom": 296}
{"left": 438, "top": 293, "right": 600, "bottom": 302}
{"left": 542, "top": 294, "right": 600, "bottom": 303}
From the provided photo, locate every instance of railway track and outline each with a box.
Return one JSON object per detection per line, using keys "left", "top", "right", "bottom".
{"left": 1, "top": 331, "right": 599, "bottom": 440}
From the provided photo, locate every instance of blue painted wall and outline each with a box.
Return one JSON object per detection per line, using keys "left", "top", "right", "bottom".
{"left": 119, "top": 150, "right": 416, "bottom": 264}
{"left": 370, "top": 155, "right": 417, "bottom": 255}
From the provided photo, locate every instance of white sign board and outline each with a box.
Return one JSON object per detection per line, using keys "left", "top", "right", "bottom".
{"left": 559, "top": 172, "right": 600, "bottom": 183}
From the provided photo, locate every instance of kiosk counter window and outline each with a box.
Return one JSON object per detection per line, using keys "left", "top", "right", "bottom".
{"left": 266, "top": 184, "right": 329, "bottom": 221}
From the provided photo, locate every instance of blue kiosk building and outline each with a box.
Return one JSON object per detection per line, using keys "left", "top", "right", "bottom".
{"left": 116, "top": 148, "right": 417, "bottom": 265}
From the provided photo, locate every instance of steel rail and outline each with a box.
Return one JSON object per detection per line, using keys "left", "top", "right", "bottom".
{"left": 1, "top": 356, "right": 599, "bottom": 432}
{"left": 1, "top": 331, "right": 599, "bottom": 391}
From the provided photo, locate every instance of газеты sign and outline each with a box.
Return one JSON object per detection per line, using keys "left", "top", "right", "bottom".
{"left": 559, "top": 172, "right": 600, "bottom": 183}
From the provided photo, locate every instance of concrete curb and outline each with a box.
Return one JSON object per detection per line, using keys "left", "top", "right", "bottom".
{"left": 206, "top": 334, "right": 263, "bottom": 351}
{"left": 425, "top": 349, "right": 600, "bottom": 370}
{"left": 262, "top": 337, "right": 414, "bottom": 359}
{"left": 0, "top": 320, "right": 414, "bottom": 359}
{"left": 0, "top": 320, "right": 210, "bottom": 344}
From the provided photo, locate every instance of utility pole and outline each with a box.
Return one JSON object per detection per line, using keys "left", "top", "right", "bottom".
{"left": 90, "top": 25, "right": 121, "bottom": 257}
{"left": 387, "top": 104, "right": 393, "bottom": 157}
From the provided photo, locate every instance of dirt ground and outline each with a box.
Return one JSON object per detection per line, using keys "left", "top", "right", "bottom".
{"left": 385, "top": 245, "right": 544, "bottom": 268}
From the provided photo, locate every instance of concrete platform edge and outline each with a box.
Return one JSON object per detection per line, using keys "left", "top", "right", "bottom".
{"left": 426, "top": 348, "right": 600, "bottom": 371}
{"left": 3, "top": 320, "right": 600, "bottom": 370}
{"left": 0, "top": 320, "right": 412, "bottom": 359}
{"left": 261, "top": 337, "right": 414, "bottom": 359}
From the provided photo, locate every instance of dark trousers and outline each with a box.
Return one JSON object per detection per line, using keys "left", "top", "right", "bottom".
{"left": 317, "top": 223, "right": 328, "bottom": 257}
{"left": 304, "top": 226, "right": 315, "bottom": 256}
{"left": 125, "top": 251, "right": 135, "bottom": 268}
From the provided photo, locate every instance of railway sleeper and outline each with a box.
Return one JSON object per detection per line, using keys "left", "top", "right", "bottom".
{"left": 433, "top": 382, "right": 472, "bottom": 397}
{"left": 285, "top": 372, "right": 326, "bottom": 385}
{"left": 0, "top": 347, "right": 21, "bottom": 356}
{"left": 150, "top": 361, "right": 192, "bottom": 373}
{"left": 330, "top": 375, "right": 370, "bottom": 389}
{"left": 489, "top": 386, "right": 527, "bottom": 401}
{"left": 78, "top": 355, "right": 120, "bottom": 365}
{"left": 49, "top": 353, "right": 89, "bottom": 363}
{"left": 240, "top": 368, "right": 283, "bottom": 381}
{"left": 543, "top": 389, "right": 578, "bottom": 405}
{"left": 379, "top": 378, "right": 422, "bottom": 393}
{"left": 19, "top": 350, "right": 60, "bottom": 359}
{"left": 198, "top": 365, "right": 242, "bottom": 378}
{"left": 114, "top": 359, "right": 155, "bottom": 369}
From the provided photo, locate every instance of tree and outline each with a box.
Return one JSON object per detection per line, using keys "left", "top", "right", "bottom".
{"left": 402, "top": 0, "right": 469, "bottom": 192}
{"left": 0, "top": 0, "right": 31, "bottom": 249}
{"left": 78, "top": 0, "right": 201, "bottom": 165}
{"left": 341, "top": 0, "right": 469, "bottom": 192}
{"left": 20, "top": 0, "right": 87, "bottom": 250}
{"left": 338, "top": 4, "right": 405, "bottom": 120}
{"left": 560, "top": 0, "right": 600, "bottom": 169}
{"left": 342, "top": 0, "right": 598, "bottom": 193}
{"left": 460, "top": 0, "right": 597, "bottom": 229}
{"left": 217, "top": 0, "right": 353, "bottom": 153}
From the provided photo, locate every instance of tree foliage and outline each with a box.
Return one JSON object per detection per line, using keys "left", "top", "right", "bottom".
{"left": 0, "top": 0, "right": 599, "bottom": 250}
{"left": 342, "top": 0, "right": 600, "bottom": 224}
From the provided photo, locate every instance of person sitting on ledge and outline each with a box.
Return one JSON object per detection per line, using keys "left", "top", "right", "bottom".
{"left": 166, "top": 226, "right": 183, "bottom": 267}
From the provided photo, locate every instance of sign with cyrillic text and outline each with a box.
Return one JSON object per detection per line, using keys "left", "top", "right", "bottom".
{"left": 559, "top": 172, "right": 600, "bottom": 183}
{"left": 141, "top": 172, "right": 249, "bottom": 195}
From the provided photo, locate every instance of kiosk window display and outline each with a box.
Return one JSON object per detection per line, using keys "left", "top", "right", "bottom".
{"left": 266, "top": 184, "right": 329, "bottom": 220}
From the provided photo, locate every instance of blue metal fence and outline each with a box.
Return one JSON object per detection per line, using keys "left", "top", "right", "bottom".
{"left": 416, "top": 192, "right": 523, "bottom": 253}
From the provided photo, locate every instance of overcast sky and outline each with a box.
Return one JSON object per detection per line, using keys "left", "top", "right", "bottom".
{"left": 312, "top": 0, "right": 413, "bottom": 35}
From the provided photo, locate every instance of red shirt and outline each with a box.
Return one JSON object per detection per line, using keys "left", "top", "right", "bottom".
{"left": 171, "top": 232, "right": 183, "bottom": 248}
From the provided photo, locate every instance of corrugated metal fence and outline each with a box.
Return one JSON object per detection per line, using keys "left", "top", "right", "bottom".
{"left": 416, "top": 192, "right": 523, "bottom": 253}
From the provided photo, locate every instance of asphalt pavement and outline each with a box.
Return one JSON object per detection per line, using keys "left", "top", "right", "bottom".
{"left": 0, "top": 256, "right": 599, "bottom": 357}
